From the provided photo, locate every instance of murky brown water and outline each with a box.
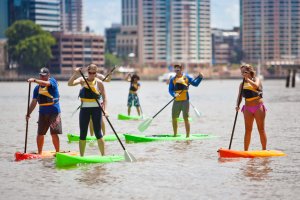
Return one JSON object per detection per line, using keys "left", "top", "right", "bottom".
{"left": 0, "top": 80, "right": 299, "bottom": 199}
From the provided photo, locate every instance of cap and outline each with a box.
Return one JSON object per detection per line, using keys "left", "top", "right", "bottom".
{"left": 39, "top": 67, "right": 50, "bottom": 76}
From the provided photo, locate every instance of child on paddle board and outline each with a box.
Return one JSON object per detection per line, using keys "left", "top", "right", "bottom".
{"left": 26, "top": 67, "right": 62, "bottom": 154}
{"left": 236, "top": 64, "right": 267, "bottom": 151}
{"left": 68, "top": 64, "right": 107, "bottom": 156}
{"left": 126, "top": 74, "right": 141, "bottom": 116}
{"left": 168, "top": 64, "right": 203, "bottom": 138}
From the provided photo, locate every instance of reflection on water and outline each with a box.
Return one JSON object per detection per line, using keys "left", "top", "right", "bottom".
{"left": 241, "top": 158, "right": 273, "bottom": 181}
{"left": 75, "top": 165, "right": 110, "bottom": 186}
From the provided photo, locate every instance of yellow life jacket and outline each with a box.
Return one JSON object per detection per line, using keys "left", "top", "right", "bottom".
{"left": 79, "top": 79, "right": 101, "bottom": 102}
{"left": 173, "top": 75, "right": 189, "bottom": 101}
{"left": 37, "top": 86, "right": 57, "bottom": 106}
{"left": 129, "top": 82, "right": 139, "bottom": 93}
{"left": 242, "top": 82, "right": 262, "bottom": 101}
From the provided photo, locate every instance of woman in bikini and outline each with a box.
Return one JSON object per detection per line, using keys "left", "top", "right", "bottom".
{"left": 236, "top": 64, "right": 267, "bottom": 151}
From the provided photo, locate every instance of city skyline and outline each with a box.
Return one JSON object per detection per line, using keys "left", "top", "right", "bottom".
{"left": 84, "top": 0, "right": 239, "bottom": 35}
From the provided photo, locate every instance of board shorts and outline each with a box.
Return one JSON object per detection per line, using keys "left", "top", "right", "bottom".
{"left": 127, "top": 93, "right": 140, "bottom": 107}
{"left": 38, "top": 113, "right": 62, "bottom": 135}
{"left": 172, "top": 100, "right": 189, "bottom": 119}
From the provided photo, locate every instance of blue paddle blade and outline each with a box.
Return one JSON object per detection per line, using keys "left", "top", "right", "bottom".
{"left": 138, "top": 118, "right": 153, "bottom": 132}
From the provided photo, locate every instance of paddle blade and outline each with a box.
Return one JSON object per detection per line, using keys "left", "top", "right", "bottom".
{"left": 138, "top": 118, "right": 153, "bottom": 132}
{"left": 124, "top": 150, "right": 137, "bottom": 162}
{"left": 193, "top": 107, "right": 202, "bottom": 118}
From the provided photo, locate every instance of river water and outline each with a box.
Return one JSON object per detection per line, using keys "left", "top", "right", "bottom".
{"left": 0, "top": 80, "right": 299, "bottom": 199}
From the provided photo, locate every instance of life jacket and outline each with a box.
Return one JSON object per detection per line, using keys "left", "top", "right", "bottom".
{"left": 37, "top": 86, "right": 59, "bottom": 106}
{"left": 173, "top": 75, "right": 189, "bottom": 101}
{"left": 79, "top": 79, "right": 101, "bottom": 102}
{"left": 129, "top": 82, "right": 139, "bottom": 93}
{"left": 242, "top": 82, "right": 263, "bottom": 101}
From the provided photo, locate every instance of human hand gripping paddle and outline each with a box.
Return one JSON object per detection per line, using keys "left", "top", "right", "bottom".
{"left": 138, "top": 75, "right": 201, "bottom": 132}
{"left": 79, "top": 70, "right": 136, "bottom": 162}
{"left": 228, "top": 78, "right": 245, "bottom": 149}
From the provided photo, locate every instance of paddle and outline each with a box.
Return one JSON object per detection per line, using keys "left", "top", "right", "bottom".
{"left": 24, "top": 82, "right": 31, "bottom": 153}
{"left": 79, "top": 70, "right": 136, "bottom": 162}
{"left": 228, "top": 78, "right": 245, "bottom": 149}
{"left": 190, "top": 102, "right": 201, "bottom": 118}
{"left": 102, "top": 66, "right": 117, "bottom": 82}
{"left": 138, "top": 75, "right": 201, "bottom": 132}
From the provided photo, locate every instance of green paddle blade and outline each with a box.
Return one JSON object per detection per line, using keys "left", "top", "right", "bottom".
{"left": 193, "top": 107, "right": 202, "bottom": 118}
{"left": 124, "top": 150, "right": 137, "bottom": 162}
{"left": 138, "top": 118, "right": 153, "bottom": 132}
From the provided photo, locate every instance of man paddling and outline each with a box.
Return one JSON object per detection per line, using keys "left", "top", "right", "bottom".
{"left": 168, "top": 64, "right": 203, "bottom": 137}
{"left": 26, "top": 67, "right": 62, "bottom": 154}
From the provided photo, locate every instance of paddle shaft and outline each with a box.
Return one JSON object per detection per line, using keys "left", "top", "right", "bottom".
{"left": 24, "top": 82, "right": 31, "bottom": 153}
{"left": 79, "top": 71, "right": 127, "bottom": 151}
{"left": 228, "top": 78, "right": 245, "bottom": 149}
{"left": 102, "top": 66, "right": 116, "bottom": 82}
{"left": 151, "top": 75, "right": 201, "bottom": 119}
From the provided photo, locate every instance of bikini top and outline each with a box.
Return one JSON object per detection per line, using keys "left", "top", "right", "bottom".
{"left": 242, "top": 82, "right": 263, "bottom": 101}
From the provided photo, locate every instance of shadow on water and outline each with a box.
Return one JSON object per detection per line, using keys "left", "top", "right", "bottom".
{"left": 241, "top": 158, "right": 273, "bottom": 181}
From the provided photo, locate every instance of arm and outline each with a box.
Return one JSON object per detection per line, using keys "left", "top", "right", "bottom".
{"left": 28, "top": 78, "right": 51, "bottom": 87}
{"left": 26, "top": 99, "right": 38, "bottom": 121}
{"left": 168, "top": 77, "right": 175, "bottom": 97}
{"left": 188, "top": 72, "right": 204, "bottom": 87}
{"left": 246, "top": 77, "right": 261, "bottom": 90}
{"left": 68, "top": 68, "right": 83, "bottom": 86}
{"left": 97, "top": 81, "right": 107, "bottom": 114}
{"left": 125, "top": 73, "right": 132, "bottom": 82}
{"left": 236, "top": 82, "right": 243, "bottom": 111}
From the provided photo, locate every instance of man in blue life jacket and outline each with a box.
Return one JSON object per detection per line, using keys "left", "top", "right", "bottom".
{"left": 168, "top": 64, "right": 203, "bottom": 138}
{"left": 26, "top": 67, "right": 62, "bottom": 154}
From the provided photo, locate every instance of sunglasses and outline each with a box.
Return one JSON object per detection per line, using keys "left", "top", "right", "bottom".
{"left": 88, "top": 72, "right": 96, "bottom": 75}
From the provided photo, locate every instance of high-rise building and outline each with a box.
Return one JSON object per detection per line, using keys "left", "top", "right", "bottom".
{"left": 105, "top": 24, "right": 121, "bottom": 54}
{"left": 212, "top": 27, "right": 241, "bottom": 65}
{"left": 241, "top": 0, "right": 300, "bottom": 64}
{"left": 138, "top": 0, "right": 211, "bottom": 67}
{"left": 117, "top": 0, "right": 138, "bottom": 60}
{"left": 0, "top": 0, "right": 9, "bottom": 38}
{"left": 8, "top": 0, "right": 62, "bottom": 32}
{"left": 50, "top": 31, "right": 104, "bottom": 74}
{"left": 62, "top": 0, "right": 82, "bottom": 32}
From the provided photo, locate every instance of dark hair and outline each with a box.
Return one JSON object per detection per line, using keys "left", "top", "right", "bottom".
{"left": 174, "top": 64, "right": 183, "bottom": 69}
{"left": 131, "top": 74, "right": 140, "bottom": 83}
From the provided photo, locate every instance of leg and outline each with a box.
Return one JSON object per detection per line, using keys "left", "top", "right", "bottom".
{"left": 37, "top": 114, "right": 50, "bottom": 154}
{"left": 182, "top": 101, "right": 190, "bottom": 138}
{"left": 136, "top": 106, "right": 141, "bottom": 116}
{"left": 79, "top": 108, "right": 90, "bottom": 156}
{"left": 51, "top": 134, "right": 60, "bottom": 152}
{"left": 101, "top": 118, "right": 106, "bottom": 136}
{"left": 243, "top": 109, "right": 255, "bottom": 151}
{"left": 172, "top": 101, "right": 181, "bottom": 137}
{"left": 36, "top": 135, "right": 44, "bottom": 154}
{"left": 89, "top": 117, "right": 94, "bottom": 136}
{"left": 49, "top": 114, "right": 62, "bottom": 152}
{"left": 127, "top": 93, "right": 132, "bottom": 115}
{"left": 91, "top": 107, "right": 105, "bottom": 155}
{"left": 254, "top": 106, "right": 267, "bottom": 150}
{"left": 128, "top": 106, "right": 131, "bottom": 116}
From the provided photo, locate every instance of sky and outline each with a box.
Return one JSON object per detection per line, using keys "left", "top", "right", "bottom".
{"left": 84, "top": 0, "right": 239, "bottom": 35}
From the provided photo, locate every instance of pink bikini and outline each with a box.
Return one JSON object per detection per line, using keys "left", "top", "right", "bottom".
{"left": 241, "top": 103, "right": 267, "bottom": 114}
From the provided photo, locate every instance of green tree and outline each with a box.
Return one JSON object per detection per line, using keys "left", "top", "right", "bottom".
{"left": 5, "top": 20, "right": 55, "bottom": 72}
{"left": 104, "top": 53, "right": 122, "bottom": 68}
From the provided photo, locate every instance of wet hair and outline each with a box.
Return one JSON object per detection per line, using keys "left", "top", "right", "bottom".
{"left": 241, "top": 64, "right": 255, "bottom": 78}
{"left": 131, "top": 74, "right": 140, "bottom": 83}
{"left": 87, "top": 63, "right": 98, "bottom": 72}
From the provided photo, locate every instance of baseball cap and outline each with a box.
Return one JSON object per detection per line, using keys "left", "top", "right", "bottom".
{"left": 39, "top": 67, "right": 50, "bottom": 76}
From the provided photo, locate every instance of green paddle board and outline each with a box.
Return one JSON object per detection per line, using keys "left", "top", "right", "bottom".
{"left": 124, "top": 133, "right": 216, "bottom": 143}
{"left": 67, "top": 133, "right": 124, "bottom": 142}
{"left": 118, "top": 113, "right": 142, "bottom": 120}
{"left": 55, "top": 153, "right": 124, "bottom": 167}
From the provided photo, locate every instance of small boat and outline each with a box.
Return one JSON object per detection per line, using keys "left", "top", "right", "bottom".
{"left": 118, "top": 113, "right": 142, "bottom": 120}
{"left": 124, "top": 133, "right": 216, "bottom": 143}
{"left": 55, "top": 153, "right": 124, "bottom": 167}
{"left": 15, "top": 150, "right": 78, "bottom": 161}
{"left": 218, "top": 148, "right": 286, "bottom": 158}
{"left": 67, "top": 133, "right": 124, "bottom": 142}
